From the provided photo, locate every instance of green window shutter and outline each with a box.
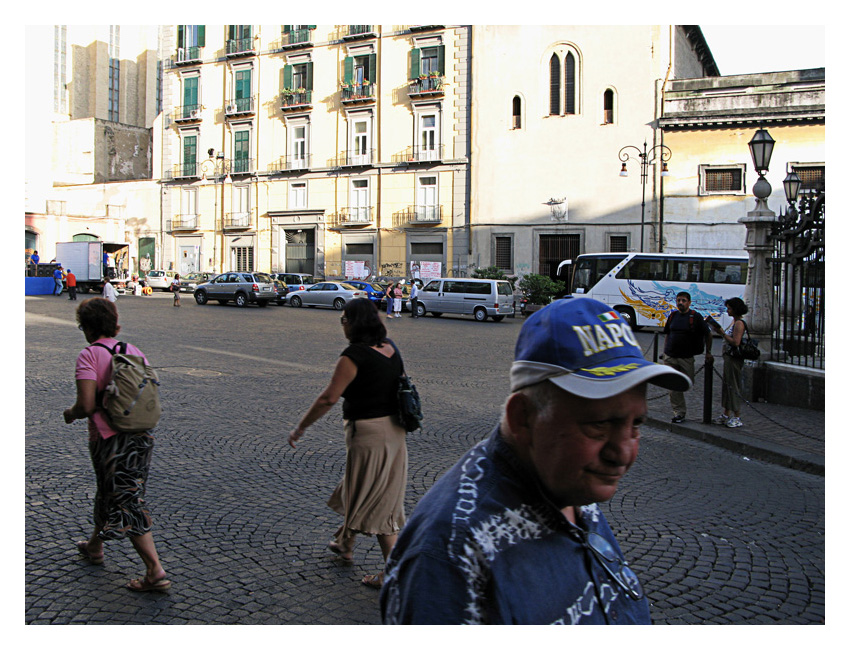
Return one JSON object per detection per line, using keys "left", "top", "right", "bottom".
{"left": 184, "top": 135, "right": 197, "bottom": 165}
{"left": 283, "top": 25, "right": 292, "bottom": 33}
{"left": 437, "top": 45, "right": 445, "bottom": 75}
{"left": 306, "top": 62, "right": 314, "bottom": 91}
{"left": 343, "top": 56, "right": 353, "bottom": 84}
{"left": 184, "top": 76, "right": 198, "bottom": 106}
{"left": 228, "top": 25, "right": 235, "bottom": 41}
{"left": 409, "top": 48, "right": 420, "bottom": 79}
{"left": 283, "top": 65, "right": 293, "bottom": 90}
{"left": 178, "top": 25, "right": 184, "bottom": 48}
{"left": 198, "top": 25, "right": 205, "bottom": 47}
{"left": 368, "top": 53, "right": 376, "bottom": 83}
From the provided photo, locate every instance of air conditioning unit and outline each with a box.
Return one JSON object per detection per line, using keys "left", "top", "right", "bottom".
{"left": 225, "top": 103, "right": 237, "bottom": 114}
{"left": 190, "top": 108, "right": 202, "bottom": 119}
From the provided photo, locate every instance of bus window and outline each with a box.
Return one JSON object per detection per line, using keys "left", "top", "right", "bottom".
{"left": 618, "top": 257, "right": 666, "bottom": 281}
{"left": 669, "top": 259, "right": 701, "bottom": 282}
{"left": 571, "top": 255, "right": 626, "bottom": 293}
{"left": 703, "top": 260, "right": 747, "bottom": 285}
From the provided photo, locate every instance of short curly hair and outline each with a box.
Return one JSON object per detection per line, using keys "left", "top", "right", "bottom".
{"left": 76, "top": 298, "right": 120, "bottom": 339}
{"left": 724, "top": 296, "right": 749, "bottom": 317}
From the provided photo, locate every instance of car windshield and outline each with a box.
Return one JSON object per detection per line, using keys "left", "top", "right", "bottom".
{"left": 148, "top": 271, "right": 164, "bottom": 277}
{"left": 184, "top": 273, "right": 201, "bottom": 281}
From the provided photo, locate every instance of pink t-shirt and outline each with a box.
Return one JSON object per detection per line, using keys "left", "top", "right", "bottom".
{"left": 75, "top": 337, "right": 147, "bottom": 442}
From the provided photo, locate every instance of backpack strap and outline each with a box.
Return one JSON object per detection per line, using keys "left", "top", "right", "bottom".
{"left": 90, "top": 341, "right": 127, "bottom": 355}
{"left": 385, "top": 339, "right": 406, "bottom": 377}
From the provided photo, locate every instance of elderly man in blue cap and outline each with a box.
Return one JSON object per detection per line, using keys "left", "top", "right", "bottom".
{"left": 380, "top": 297, "right": 691, "bottom": 625}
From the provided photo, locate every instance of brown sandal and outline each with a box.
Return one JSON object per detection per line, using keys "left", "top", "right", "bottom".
{"left": 362, "top": 572, "right": 383, "bottom": 589}
{"left": 126, "top": 575, "right": 171, "bottom": 592}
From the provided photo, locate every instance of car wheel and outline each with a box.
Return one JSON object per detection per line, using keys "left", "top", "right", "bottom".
{"left": 194, "top": 290, "right": 208, "bottom": 305}
{"left": 474, "top": 307, "right": 488, "bottom": 322}
{"left": 290, "top": 296, "right": 302, "bottom": 308}
{"left": 333, "top": 298, "right": 345, "bottom": 310}
{"left": 257, "top": 300, "right": 268, "bottom": 308}
{"left": 235, "top": 293, "right": 249, "bottom": 308}
{"left": 492, "top": 315, "right": 505, "bottom": 322}
{"left": 415, "top": 303, "right": 426, "bottom": 318}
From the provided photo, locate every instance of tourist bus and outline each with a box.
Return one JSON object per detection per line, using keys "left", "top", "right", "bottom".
{"left": 556, "top": 252, "right": 748, "bottom": 329}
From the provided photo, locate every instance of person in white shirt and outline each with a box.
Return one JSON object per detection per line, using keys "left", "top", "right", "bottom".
{"left": 101, "top": 278, "right": 117, "bottom": 303}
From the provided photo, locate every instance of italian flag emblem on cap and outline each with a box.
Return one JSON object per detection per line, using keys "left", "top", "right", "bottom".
{"left": 597, "top": 311, "right": 620, "bottom": 322}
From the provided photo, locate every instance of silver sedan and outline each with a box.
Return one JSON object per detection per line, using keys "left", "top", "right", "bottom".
{"left": 285, "top": 282, "right": 368, "bottom": 310}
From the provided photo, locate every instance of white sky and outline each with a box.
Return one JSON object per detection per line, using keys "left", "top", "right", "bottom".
{"left": 700, "top": 25, "right": 825, "bottom": 75}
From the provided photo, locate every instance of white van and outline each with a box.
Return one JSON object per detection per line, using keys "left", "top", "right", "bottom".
{"left": 413, "top": 278, "right": 514, "bottom": 321}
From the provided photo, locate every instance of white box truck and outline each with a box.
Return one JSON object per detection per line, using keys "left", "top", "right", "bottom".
{"left": 54, "top": 241, "right": 129, "bottom": 294}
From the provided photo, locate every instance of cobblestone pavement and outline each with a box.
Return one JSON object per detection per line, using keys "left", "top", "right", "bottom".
{"left": 24, "top": 294, "right": 824, "bottom": 625}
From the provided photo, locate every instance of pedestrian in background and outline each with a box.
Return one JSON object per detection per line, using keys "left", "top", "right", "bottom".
{"left": 30, "top": 250, "right": 40, "bottom": 276}
{"left": 409, "top": 281, "right": 419, "bottom": 318}
{"left": 53, "top": 265, "right": 64, "bottom": 296}
{"left": 289, "top": 298, "right": 408, "bottom": 590}
{"left": 380, "top": 298, "right": 690, "bottom": 624}
{"left": 63, "top": 298, "right": 170, "bottom": 592}
{"left": 66, "top": 269, "right": 77, "bottom": 301}
{"left": 171, "top": 274, "right": 181, "bottom": 307}
{"left": 101, "top": 277, "right": 117, "bottom": 303}
{"left": 708, "top": 297, "right": 748, "bottom": 428}
{"left": 662, "top": 291, "right": 712, "bottom": 423}
{"left": 393, "top": 283, "right": 403, "bottom": 318}
{"left": 384, "top": 283, "right": 394, "bottom": 318}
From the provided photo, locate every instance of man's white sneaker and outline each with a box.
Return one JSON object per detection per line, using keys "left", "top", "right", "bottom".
{"left": 726, "top": 417, "right": 743, "bottom": 428}
{"left": 713, "top": 414, "right": 728, "bottom": 425}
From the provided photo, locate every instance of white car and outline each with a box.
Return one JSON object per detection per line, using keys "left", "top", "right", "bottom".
{"left": 286, "top": 282, "right": 367, "bottom": 310}
{"left": 145, "top": 270, "right": 177, "bottom": 291}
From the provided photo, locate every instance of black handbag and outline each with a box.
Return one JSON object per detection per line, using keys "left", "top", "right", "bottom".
{"left": 388, "top": 341, "right": 423, "bottom": 432}
{"left": 730, "top": 320, "right": 760, "bottom": 361}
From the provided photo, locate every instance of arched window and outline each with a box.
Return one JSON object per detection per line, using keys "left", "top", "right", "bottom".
{"left": 549, "top": 54, "right": 561, "bottom": 115}
{"left": 72, "top": 233, "right": 99, "bottom": 242}
{"left": 603, "top": 89, "right": 614, "bottom": 124}
{"left": 512, "top": 95, "right": 522, "bottom": 129}
{"left": 565, "top": 52, "right": 576, "bottom": 115}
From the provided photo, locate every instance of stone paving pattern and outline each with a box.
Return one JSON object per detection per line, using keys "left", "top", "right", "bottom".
{"left": 25, "top": 294, "right": 825, "bottom": 624}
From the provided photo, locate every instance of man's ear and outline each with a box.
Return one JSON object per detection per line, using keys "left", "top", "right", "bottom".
{"left": 504, "top": 391, "right": 534, "bottom": 447}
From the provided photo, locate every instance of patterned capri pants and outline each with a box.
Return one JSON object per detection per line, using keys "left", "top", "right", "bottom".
{"left": 89, "top": 431, "right": 155, "bottom": 540}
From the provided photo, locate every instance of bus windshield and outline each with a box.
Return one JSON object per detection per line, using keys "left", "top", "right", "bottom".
{"left": 572, "top": 255, "right": 627, "bottom": 294}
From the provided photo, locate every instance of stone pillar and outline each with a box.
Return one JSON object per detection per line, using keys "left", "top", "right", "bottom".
{"left": 737, "top": 176, "right": 777, "bottom": 339}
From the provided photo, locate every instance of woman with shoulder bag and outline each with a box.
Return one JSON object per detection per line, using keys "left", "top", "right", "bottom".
{"left": 707, "top": 297, "right": 748, "bottom": 428}
{"left": 289, "top": 298, "right": 408, "bottom": 589}
{"left": 62, "top": 298, "right": 170, "bottom": 592}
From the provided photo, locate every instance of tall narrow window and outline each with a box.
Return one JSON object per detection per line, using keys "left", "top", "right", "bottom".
{"left": 417, "top": 176, "right": 438, "bottom": 221}
{"left": 565, "top": 52, "right": 576, "bottom": 115}
{"left": 603, "top": 89, "right": 614, "bottom": 124}
{"left": 549, "top": 54, "right": 561, "bottom": 115}
{"left": 108, "top": 26, "right": 120, "bottom": 122}
{"left": 234, "top": 130, "right": 250, "bottom": 173}
{"left": 494, "top": 236, "right": 513, "bottom": 272}
{"left": 183, "top": 76, "right": 199, "bottom": 118}
{"left": 182, "top": 134, "right": 197, "bottom": 176}
{"left": 350, "top": 179, "right": 370, "bottom": 222}
{"left": 234, "top": 69, "right": 251, "bottom": 112}
{"left": 292, "top": 125, "right": 307, "bottom": 169}
{"left": 512, "top": 96, "right": 522, "bottom": 129}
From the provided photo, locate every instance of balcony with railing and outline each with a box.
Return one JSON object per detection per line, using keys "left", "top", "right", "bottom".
{"left": 165, "top": 162, "right": 201, "bottom": 181}
{"left": 280, "top": 27, "right": 314, "bottom": 50}
{"left": 408, "top": 75, "right": 445, "bottom": 98}
{"left": 175, "top": 46, "right": 204, "bottom": 65}
{"left": 341, "top": 82, "right": 375, "bottom": 105}
{"left": 343, "top": 25, "right": 376, "bottom": 40}
{"left": 393, "top": 205, "right": 444, "bottom": 227}
{"left": 280, "top": 90, "right": 312, "bottom": 112}
{"left": 229, "top": 158, "right": 255, "bottom": 176}
{"left": 226, "top": 37, "right": 256, "bottom": 57}
{"left": 166, "top": 215, "right": 199, "bottom": 231}
{"left": 328, "top": 207, "right": 374, "bottom": 229}
{"left": 224, "top": 96, "right": 255, "bottom": 117}
{"left": 173, "top": 104, "right": 203, "bottom": 123}
{"left": 221, "top": 211, "right": 253, "bottom": 230}
{"left": 270, "top": 154, "right": 312, "bottom": 173}
{"left": 338, "top": 148, "right": 375, "bottom": 167}
{"left": 392, "top": 145, "right": 444, "bottom": 164}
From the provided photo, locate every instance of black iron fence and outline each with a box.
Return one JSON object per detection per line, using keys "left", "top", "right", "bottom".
{"left": 769, "top": 190, "right": 825, "bottom": 369}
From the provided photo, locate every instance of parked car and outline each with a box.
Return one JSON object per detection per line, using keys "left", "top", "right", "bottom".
{"left": 145, "top": 270, "right": 177, "bottom": 292}
{"left": 271, "top": 273, "right": 316, "bottom": 292}
{"left": 286, "top": 281, "right": 368, "bottom": 310}
{"left": 257, "top": 272, "right": 288, "bottom": 305}
{"left": 344, "top": 280, "right": 386, "bottom": 305}
{"left": 193, "top": 272, "right": 277, "bottom": 307}
{"left": 178, "top": 271, "right": 214, "bottom": 293}
{"left": 413, "top": 278, "right": 514, "bottom": 321}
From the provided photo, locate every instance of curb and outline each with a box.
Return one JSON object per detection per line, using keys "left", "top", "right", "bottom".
{"left": 646, "top": 416, "right": 825, "bottom": 477}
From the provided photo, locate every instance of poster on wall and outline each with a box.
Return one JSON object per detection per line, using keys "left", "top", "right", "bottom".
{"left": 416, "top": 261, "right": 442, "bottom": 283}
{"left": 345, "top": 260, "right": 369, "bottom": 279}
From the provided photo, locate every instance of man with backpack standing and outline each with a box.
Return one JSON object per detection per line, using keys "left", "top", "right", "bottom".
{"left": 662, "top": 291, "right": 713, "bottom": 423}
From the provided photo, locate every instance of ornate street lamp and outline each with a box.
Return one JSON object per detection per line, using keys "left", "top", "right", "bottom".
{"left": 618, "top": 140, "right": 671, "bottom": 252}
{"left": 783, "top": 171, "right": 802, "bottom": 204}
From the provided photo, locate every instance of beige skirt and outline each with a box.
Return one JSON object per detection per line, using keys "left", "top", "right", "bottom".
{"left": 327, "top": 415, "right": 408, "bottom": 541}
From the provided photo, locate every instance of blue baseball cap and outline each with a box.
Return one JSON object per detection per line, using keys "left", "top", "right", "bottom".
{"left": 510, "top": 297, "right": 691, "bottom": 399}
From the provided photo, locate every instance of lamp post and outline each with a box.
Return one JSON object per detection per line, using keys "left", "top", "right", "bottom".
{"left": 618, "top": 140, "right": 671, "bottom": 252}
{"left": 738, "top": 128, "right": 778, "bottom": 339}
{"left": 200, "top": 149, "right": 230, "bottom": 273}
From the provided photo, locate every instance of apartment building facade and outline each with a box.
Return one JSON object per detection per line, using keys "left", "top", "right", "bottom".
{"left": 158, "top": 25, "right": 470, "bottom": 280}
